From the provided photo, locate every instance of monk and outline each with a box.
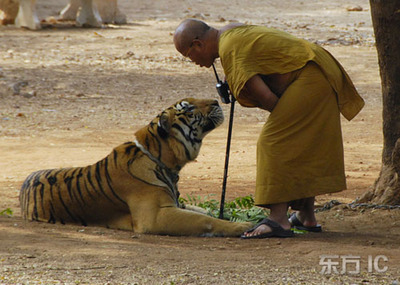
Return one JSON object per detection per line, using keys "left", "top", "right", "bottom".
{"left": 173, "top": 19, "right": 364, "bottom": 238}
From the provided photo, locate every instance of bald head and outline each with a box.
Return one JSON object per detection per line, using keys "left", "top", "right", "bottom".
{"left": 173, "top": 19, "right": 222, "bottom": 67}
{"left": 173, "top": 19, "right": 212, "bottom": 54}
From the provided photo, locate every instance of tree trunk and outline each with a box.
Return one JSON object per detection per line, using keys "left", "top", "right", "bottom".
{"left": 359, "top": 1, "right": 400, "bottom": 205}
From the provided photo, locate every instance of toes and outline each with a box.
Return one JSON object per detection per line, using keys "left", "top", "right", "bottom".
{"left": 248, "top": 224, "right": 271, "bottom": 237}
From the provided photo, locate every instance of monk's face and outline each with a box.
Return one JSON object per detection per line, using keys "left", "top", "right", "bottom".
{"left": 179, "top": 38, "right": 214, "bottom": 68}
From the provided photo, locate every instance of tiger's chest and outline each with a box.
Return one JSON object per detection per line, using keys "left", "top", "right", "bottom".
{"left": 126, "top": 154, "right": 180, "bottom": 205}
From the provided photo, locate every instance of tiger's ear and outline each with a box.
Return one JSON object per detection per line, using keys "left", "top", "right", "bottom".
{"left": 157, "top": 112, "right": 170, "bottom": 139}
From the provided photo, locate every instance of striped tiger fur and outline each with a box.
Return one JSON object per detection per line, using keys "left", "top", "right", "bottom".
{"left": 20, "top": 98, "right": 251, "bottom": 236}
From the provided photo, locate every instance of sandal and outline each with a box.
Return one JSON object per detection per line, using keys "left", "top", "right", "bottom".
{"left": 289, "top": 212, "right": 322, "bottom": 232}
{"left": 241, "top": 218, "right": 294, "bottom": 239}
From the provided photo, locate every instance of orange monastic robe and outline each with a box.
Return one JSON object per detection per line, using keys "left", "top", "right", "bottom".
{"left": 219, "top": 25, "right": 364, "bottom": 205}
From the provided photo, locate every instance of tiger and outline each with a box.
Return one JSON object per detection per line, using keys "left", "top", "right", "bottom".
{"left": 19, "top": 98, "right": 252, "bottom": 237}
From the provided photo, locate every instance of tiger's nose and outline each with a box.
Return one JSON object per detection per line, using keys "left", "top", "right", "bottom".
{"left": 211, "top": 100, "right": 219, "bottom": 106}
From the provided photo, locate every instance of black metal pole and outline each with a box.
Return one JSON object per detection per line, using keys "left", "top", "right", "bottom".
{"left": 219, "top": 96, "right": 236, "bottom": 219}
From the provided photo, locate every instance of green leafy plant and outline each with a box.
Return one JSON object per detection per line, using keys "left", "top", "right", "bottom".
{"left": 0, "top": 208, "right": 13, "bottom": 217}
{"left": 180, "top": 194, "right": 269, "bottom": 224}
{"left": 179, "top": 194, "right": 220, "bottom": 216}
{"left": 222, "top": 195, "right": 269, "bottom": 223}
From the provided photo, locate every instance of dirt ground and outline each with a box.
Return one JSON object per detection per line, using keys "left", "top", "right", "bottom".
{"left": 1, "top": 0, "right": 399, "bottom": 284}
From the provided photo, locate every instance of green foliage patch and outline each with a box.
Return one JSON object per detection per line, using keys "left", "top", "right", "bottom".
{"left": 0, "top": 208, "right": 13, "bottom": 217}
{"left": 179, "top": 194, "right": 269, "bottom": 223}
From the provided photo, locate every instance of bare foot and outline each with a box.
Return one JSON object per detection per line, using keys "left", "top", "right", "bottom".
{"left": 241, "top": 219, "right": 293, "bottom": 238}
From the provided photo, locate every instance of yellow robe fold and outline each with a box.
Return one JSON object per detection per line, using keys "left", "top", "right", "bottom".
{"left": 219, "top": 25, "right": 364, "bottom": 121}
{"left": 218, "top": 25, "right": 364, "bottom": 206}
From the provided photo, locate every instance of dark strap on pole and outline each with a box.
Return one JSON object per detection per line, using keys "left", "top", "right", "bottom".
{"left": 219, "top": 96, "right": 236, "bottom": 219}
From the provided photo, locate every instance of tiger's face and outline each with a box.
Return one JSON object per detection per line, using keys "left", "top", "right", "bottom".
{"left": 158, "top": 98, "right": 224, "bottom": 138}
{"left": 155, "top": 98, "right": 224, "bottom": 162}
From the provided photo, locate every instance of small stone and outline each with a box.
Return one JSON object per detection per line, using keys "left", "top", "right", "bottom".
{"left": 346, "top": 5, "right": 363, "bottom": 12}
{"left": 21, "top": 91, "right": 36, "bottom": 98}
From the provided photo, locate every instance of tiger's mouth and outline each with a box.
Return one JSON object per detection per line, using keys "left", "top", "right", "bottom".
{"left": 203, "top": 104, "right": 224, "bottom": 133}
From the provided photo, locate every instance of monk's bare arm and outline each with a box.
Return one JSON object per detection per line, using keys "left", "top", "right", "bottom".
{"left": 244, "top": 75, "right": 279, "bottom": 112}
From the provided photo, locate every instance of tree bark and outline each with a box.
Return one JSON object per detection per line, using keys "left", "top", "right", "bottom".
{"left": 359, "top": 1, "right": 400, "bottom": 204}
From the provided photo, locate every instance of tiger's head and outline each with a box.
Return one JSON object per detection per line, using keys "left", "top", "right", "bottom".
{"left": 135, "top": 98, "right": 224, "bottom": 167}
